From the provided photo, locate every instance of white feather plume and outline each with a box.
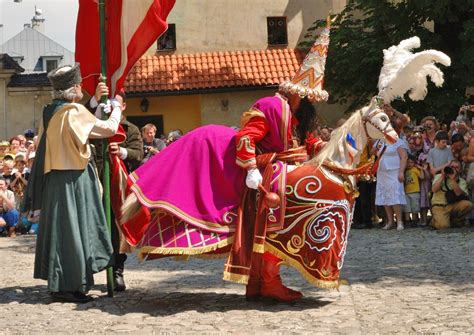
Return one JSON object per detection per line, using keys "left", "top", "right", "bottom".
{"left": 397, "top": 36, "right": 421, "bottom": 52}
{"left": 377, "top": 37, "right": 451, "bottom": 104}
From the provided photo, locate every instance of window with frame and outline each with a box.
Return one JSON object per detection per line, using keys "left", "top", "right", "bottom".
{"left": 46, "top": 59, "right": 58, "bottom": 72}
{"left": 157, "top": 24, "right": 176, "bottom": 51}
{"left": 41, "top": 56, "right": 61, "bottom": 72}
{"left": 267, "top": 16, "right": 288, "bottom": 46}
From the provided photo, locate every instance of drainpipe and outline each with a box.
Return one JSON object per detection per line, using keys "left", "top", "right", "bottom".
{"left": 2, "top": 78, "right": 6, "bottom": 139}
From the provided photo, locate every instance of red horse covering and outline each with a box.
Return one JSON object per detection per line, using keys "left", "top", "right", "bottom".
{"left": 265, "top": 164, "right": 355, "bottom": 288}
{"left": 132, "top": 162, "right": 354, "bottom": 289}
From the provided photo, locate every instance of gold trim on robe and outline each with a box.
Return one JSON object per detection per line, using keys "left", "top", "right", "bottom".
{"left": 240, "top": 108, "right": 265, "bottom": 128}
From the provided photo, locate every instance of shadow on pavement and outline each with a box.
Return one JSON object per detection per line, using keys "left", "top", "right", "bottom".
{"left": 0, "top": 284, "right": 331, "bottom": 315}
{"left": 0, "top": 285, "right": 52, "bottom": 305}
{"left": 88, "top": 290, "right": 332, "bottom": 316}
{"left": 3, "top": 228, "right": 474, "bottom": 314}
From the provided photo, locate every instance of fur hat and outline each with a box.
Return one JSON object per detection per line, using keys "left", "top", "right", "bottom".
{"left": 47, "top": 64, "right": 82, "bottom": 91}
{"left": 279, "top": 23, "right": 330, "bottom": 102}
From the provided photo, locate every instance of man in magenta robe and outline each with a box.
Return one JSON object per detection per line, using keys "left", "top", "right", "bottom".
{"left": 123, "top": 26, "right": 331, "bottom": 302}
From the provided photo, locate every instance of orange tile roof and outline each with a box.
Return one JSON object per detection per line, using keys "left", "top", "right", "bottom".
{"left": 124, "top": 48, "right": 304, "bottom": 94}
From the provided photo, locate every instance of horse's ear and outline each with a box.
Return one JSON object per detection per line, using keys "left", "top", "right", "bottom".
{"left": 367, "top": 97, "right": 378, "bottom": 111}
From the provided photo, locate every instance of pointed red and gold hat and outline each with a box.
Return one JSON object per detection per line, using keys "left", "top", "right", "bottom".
{"left": 279, "top": 20, "right": 330, "bottom": 102}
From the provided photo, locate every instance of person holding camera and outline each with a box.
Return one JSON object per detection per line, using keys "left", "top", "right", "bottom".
{"left": 456, "top": 104, "right": 473, "bottom": 125}
{"left": 418, "top": 116, "right": 439, "bottom": 225}
{"left": 450, "top": 133, "right": 467, "bottom": 172}
{"left": 141, "top": 123, "right": 166, "bottom": 164}
{"left": 166, "top": 129, "right": 183, "bottom": 145}
{"left": 431, "top": 160, "right": 473, "bottom": 229}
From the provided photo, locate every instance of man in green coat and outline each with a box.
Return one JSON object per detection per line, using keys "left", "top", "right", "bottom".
{"left": 26, "top": 65, "right": 122, "bottom": 303}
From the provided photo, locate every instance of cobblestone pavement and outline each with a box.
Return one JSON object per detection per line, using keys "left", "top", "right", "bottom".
{"left": 1, "top": 227, "right": 474, "bottom": 334}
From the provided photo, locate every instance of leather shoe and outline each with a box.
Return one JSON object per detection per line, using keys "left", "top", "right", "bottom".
{"left": 51, "top": 291, "right": 92, "bottom": 304}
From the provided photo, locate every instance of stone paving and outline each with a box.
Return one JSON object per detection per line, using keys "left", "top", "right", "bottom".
{"left": 1, "top": 226, "right": 474, "bottom": 334}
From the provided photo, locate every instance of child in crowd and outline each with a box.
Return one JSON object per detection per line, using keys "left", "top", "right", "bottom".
{"left": 427, "top": 131, "right": 453, "bottom": 176}
{"left": 10, "top": 154, "right": 29, "bottom": 208}
{"left": 27, "top": 152, "right": 35, "bottom": 170}
{"left": 403, "top": 154, "right": 424, "bottom": 226}
{"left": 0, "top": 141, "right": 9, "bottom": 160}
{"left": 1, "top": 158, "right": 17, "bottom": 189}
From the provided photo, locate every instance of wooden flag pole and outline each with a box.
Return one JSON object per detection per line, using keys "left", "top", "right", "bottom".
{"left": 98, "top": 0, "right": 114, "bottom": 298}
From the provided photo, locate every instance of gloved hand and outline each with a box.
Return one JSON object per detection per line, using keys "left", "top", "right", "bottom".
{"left": 110, "top": 98, "right": 121, "bottom": 109}
{"left": 246, "top": 168, "right": 263, "bottom": 190}
{"left": 95, "top": 100, "right": 112, "bottom": 118}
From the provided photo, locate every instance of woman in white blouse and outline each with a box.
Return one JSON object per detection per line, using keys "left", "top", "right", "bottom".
{"left": 375, "top": 128, "right": 409, "bottom": 230}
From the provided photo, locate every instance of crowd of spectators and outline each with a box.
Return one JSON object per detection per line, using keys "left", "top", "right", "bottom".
{"left": 313, "top": 104, "right": 474, "bottom": 231}
{"left": 360, "top": 105, "right": 474, "bottom": 230}
{"left": 3, "top": 102, "right": 474, "bottom": 237}
{"left": 0, "top": 129, "right": 37, "bottom": 237}
{"left": 0, "top": 123, "right": 183, "bottom": 238}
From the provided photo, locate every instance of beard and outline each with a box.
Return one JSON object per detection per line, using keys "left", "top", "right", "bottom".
{"left": 294, "top": 98, "right": 317, "bottom": 144}
{"left": 76, "top": 91, "right": 84, "bottom": 101}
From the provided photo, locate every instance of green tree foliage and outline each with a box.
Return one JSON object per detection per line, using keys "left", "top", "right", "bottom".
{"left": 300, "top": 0, "right": 474, "bottom": 122}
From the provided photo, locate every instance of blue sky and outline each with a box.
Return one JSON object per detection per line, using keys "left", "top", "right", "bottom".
{"left": 0, "top": 0, "right": 78, "bottom": 51}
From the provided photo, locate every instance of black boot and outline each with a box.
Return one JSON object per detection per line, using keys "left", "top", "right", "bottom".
{"left": 114, "top": 267, "right": 126, "bottom": 292}
{"left": 113, "top": 253, "right": 127, "bottom": 292}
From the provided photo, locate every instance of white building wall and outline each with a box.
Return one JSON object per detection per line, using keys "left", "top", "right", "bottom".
{"left": 146, "top": 0, "right": 346, "bottom": 54}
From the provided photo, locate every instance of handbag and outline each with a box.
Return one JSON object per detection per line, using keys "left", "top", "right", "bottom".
{"left": 443, "top": 177, "right": 469, "bottom": 204}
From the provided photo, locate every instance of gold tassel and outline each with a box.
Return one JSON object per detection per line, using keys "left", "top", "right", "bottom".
{"left": 137, "top": 237, "right": 234, "bottom": 260}
{"left": 222, "top": 272, "right": 249, "bottom": 285}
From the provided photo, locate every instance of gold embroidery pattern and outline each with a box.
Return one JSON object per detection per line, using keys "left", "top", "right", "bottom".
{"left": 240, "top": 108, "right": 266, "bottom": 128}
{"left": 265, "top": 169, "right": 353, "bottom": 287}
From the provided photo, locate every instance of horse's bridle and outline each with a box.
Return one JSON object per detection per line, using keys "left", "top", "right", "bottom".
{"left": 360, "top": 107, "right": 392, "bottom": 140}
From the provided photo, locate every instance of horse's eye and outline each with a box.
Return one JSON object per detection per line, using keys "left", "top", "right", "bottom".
{"left": 380, "top": 116, "right": 388, "bottom": 122}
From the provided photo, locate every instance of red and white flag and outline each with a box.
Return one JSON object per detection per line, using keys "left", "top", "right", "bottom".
{"left": 75, "top": 0, "right": 175, "bottom": 96}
